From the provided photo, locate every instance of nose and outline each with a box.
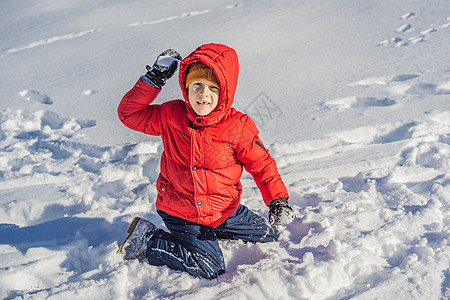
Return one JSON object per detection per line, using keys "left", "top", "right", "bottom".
{"left": 199, "top": 85, "right": 211, "bottom": 97}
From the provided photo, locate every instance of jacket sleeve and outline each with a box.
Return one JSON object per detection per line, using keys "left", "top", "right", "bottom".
{"left": 235, "top": 116, "right": 289, "bottom": 205}
{"left": 117, "top": 77, "right": 163, "bottom": 136}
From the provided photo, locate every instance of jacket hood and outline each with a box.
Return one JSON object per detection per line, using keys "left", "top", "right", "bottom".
{"left": 179, "top": 43, "right": 239, "bottom": 126}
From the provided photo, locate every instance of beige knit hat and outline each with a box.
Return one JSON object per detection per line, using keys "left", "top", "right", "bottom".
{"left": 185, "top": 62, "right": 219, "bottom": 88}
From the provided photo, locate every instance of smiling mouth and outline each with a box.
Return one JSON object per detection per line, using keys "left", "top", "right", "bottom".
{"left": 197, "top": 100, "right": 210, "bottom": 105}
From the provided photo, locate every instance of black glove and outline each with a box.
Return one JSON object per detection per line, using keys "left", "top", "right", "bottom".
{"left": 268, "top": 198, "right": 295, "bottom": 226}
{"left": 145, "top": 49, "right": 182, "bottom": 89}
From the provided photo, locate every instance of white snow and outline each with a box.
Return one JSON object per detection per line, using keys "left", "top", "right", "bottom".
{"left": 1, "top": 0, "right": 449, "bottom": 299}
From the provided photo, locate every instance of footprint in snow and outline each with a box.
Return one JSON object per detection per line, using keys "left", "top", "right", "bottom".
{"left": 397, "top": 24, "right": 412, "bottom": 33}
{"left": 323, "top": 96, "right": 396, "bottom": 111}
{"left": 127, "top": 9, "right": 212, "bottom": 27}
{"left": 377, "top": 37, "right": 406, "bottom": 47}
{"left": 349, "top": 74, "right": 419, "bottom": 86}
{"left": 401, "top": 12, "right": 415, "bottom": 20}
{"left": 82, "top": 89, "right": 98, "bottom": 96}
{"left": 126, "top": 5, "right": 243, "bottom": 27}
{"left": 350, "top": 73, "right": 450, "bottom": 96}
{"left": 443, "top": 17, "right": 450, "bottom": 28}
{"left": 6, "top": 29, "right": 97, "bottom": 54}
{"left": 407, "top": 28, "right": 438, "bottom": 44}
{"left": 353, "top": 97, "right": 396, "bottom": 108}
{"left": 378, "top": 12, "right": 446, "bottom": 47}
{"left": 225, "top": 3, "right": 243, "bottom": 9}
{"left": 19, "top": 90, "right": 53, "bottom": 105}
{"left": 391, "top": 74, "right": 420, "bottom": 82}
{"left": 405, "top": 82, "right": 450, "bottom": 95}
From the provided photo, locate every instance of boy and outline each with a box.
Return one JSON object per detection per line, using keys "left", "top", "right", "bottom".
{"left": 117, "top": 43, "right": 294, "bottom": 279}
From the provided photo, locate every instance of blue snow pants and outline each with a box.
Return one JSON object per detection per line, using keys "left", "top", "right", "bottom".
{"left": 145, "top": 204, "right": 279, "bottom": 279}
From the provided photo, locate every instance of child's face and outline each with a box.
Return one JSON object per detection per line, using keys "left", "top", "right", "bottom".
{"left": 188, "top": 80, "right": 220, "bottom": 116}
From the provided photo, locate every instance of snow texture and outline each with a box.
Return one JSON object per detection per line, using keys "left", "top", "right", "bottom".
{"left": 0, "top": 0, "right": 449, "bottom": 299}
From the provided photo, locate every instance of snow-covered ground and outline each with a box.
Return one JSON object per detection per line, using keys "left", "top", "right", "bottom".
{"left": 1, "top": 0, "right": 449, "bottom": 299}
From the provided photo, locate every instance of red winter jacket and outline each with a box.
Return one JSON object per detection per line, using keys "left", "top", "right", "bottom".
{"left": 118, "top": 43, "right": 288, "bottom": 228}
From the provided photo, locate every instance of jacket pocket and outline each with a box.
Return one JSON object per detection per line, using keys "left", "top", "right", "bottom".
{"left": 156, "top": 178, "right": 171, "bottom": 205}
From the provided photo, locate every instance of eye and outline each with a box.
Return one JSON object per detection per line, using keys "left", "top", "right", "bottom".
{"left": 210, "top": 85, "right": 220, "bottom": 92}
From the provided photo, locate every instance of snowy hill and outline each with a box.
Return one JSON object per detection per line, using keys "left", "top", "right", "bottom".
{"left": 0, "top": 0, "right": 449, "bottom": 299}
